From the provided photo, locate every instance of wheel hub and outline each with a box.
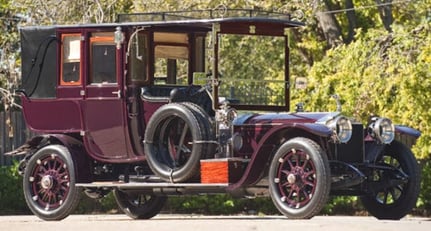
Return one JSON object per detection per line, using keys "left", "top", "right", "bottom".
{"left": 287, "top": 167, "right": 306, "bottom": 186}
{"left": 287, "top": 173, "right": 296, "bottom": 184}
{"left": 41, "top": 175, "right": 54, "bottom": 190}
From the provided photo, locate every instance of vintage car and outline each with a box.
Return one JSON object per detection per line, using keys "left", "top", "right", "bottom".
{"left": 7, "top": 9, "right": 421, "bottom": 221}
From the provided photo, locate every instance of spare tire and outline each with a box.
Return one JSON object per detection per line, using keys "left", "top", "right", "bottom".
{"left": 180, "top": 102, "right": 216, "bottom": 159}
{"left": 144, "top": 103, "right": 210, "bottom": 182}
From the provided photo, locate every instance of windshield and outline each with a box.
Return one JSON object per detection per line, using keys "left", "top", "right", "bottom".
{"left": 217, "top": 34, "right": 287, "bottom": 110}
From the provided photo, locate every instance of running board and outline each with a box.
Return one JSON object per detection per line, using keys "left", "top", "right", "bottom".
{"left": 76, "top": 182, "right": 229, "bottom": 189}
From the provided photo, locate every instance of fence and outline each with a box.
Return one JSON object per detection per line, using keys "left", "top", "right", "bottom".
{"left": 0, "top": 111, "right": 31, "bottom": 166}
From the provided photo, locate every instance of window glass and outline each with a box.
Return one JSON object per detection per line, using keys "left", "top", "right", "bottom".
{"left": 90, "top": 33, "right": 117, "bottom": 84}
{"left": 154, "top": 45, "right": 189, "bottom": 85}
{"left": 218, "top": 34, "right": 286, "bottom": 106}
{"left": 61, "top": 34, "right": 81, "bottom": 85}
{"left": 153, "top": 32, "right": 190, "bottom": 85}
{"left": 154, "top": 32, "right": 188, "bottom": 44}
{"left": 194, "top": 35, "right": 205, "bottom": 73}
{"left": 129, "top": 33, "right": 148, "bottom": 83}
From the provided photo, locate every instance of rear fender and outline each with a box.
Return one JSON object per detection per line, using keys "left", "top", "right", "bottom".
{"left": 227, "top": 123, "right": 331, "bottom": 191}
{"left": 8, "top": 134, "right": 92, "bottom": 183}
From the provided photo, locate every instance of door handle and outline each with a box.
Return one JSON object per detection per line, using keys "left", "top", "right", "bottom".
{"left": 112, "top": 90, "right": 121, "bottom": 98}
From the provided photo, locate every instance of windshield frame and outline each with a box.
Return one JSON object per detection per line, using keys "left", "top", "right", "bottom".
{"left": 211, "top": 21, "right": 290, "bottom": 112}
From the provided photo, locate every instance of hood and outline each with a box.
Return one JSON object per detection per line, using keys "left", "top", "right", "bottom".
{"left": 234, "top": 112, "right": 342, "bottom": 126}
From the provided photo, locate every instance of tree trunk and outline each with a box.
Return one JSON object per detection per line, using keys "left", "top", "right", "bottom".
{"left": 313, "top": 0, "right": 343, "bottom": 48}
{"left": 291, "top": 29, "right": 314, "bottom": 66}
{"left": 345, "top": 0, "right": 357, "bottom": 43}
{"left": 375, "top": 0, "right": 393, "bottom": 32}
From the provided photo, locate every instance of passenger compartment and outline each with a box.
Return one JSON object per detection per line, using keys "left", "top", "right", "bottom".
{"left": 141, "top": 85, "right": 213, "bottom": 115}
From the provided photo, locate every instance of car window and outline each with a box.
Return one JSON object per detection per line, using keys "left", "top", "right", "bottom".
{"left": 60, "top": 34, "right": 81, "bottom": 86}
{"left": 90, "top": 33, "right": 117, "bottom": 84}
{"left": 129, "top": 33, "right": 148, "bottom": 83}
{"left": 218, "top": 34, "right": 286, "bottom": 106}
{"left": 153, "top": 32, "right": 189, "bottom": 85}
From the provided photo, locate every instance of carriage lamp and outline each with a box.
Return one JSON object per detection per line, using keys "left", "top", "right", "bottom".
{"left": 216, "top": 103, "right": 238, "bottom": 128}
{"left": 327, "top": 116, "right": 353, "bottom": 143}
{"left": 115, "top": 27, "right": 125, "bottom": 49}
{"left": 369, "top": 117, "right": 395, "bottom": 144}
{"left": 231, "top": 132, "right": 243, "bottom": 152}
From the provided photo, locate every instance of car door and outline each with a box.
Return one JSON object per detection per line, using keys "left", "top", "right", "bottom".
{"left": 82, "top": 31, "right": 131, "bottom": 160}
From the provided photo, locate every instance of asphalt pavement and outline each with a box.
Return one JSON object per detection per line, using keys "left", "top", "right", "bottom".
{"left": 0, "top": 214, "right": 429, "bottom": 231}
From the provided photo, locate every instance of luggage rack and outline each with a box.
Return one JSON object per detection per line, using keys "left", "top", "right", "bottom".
{"left": 117, "top": 8, "right": 292, "bottom": 23}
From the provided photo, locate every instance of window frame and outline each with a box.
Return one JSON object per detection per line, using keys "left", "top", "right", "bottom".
{"left": 89, "top": 33, "right": 117, "bottom": 85}
{"left": 60, "top": 33, "right": 82, "bottom": 86}
{"left": 153, "top": 32, "right": 191, "bottom": 86}
{"left": 128, "top": 32, "right": 149, "bottom": 85}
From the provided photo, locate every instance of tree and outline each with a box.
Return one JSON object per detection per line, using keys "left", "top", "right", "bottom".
{"left": 312, "top": 0, "right": 344, "bottom": 47}
{"left": 375, "top": 0, "right": 393, "bottom": 32}
{"left": 291, "top": 22, "right": 431, "bottom": 158}
{"left": 13, "top": 0, "right": 133, "bottom": 24}
{"left": 0, "top": 0, "right": 21, "bottom": 110}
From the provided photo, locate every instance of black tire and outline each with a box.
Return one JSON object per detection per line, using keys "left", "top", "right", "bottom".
{"left": 268, "top": 137, "right": 331, "bottom": 219}
{"left": 144, "top": 103, "right": 207, "bottom": 182}
{"left": 113, "top": 189, "right": 167, "bottom": 219}
{"left": 360, "top": 141, "right": 420, "bottom": 220}
{"left": 180, "top": 102, "right": 216, "bottom": 159}
{"left": 23, "top": 145, "right": 81, "bottom": 221}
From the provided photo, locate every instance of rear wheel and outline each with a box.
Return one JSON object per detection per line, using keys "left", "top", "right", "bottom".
{"left": 360, "top": 141, "right": 420, "bottom": 220}
{"left": 23, "top": 145, "right": 81, "bottom": 221}
{"left": 113, "top": 189, "right": 167, "bottom": 219}
{"left": 268, "top": 137, "right": 330, "bottom": 219}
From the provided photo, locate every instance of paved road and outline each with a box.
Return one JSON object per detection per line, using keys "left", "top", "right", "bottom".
{"left": 0, "top": 214, "right": 429, "bottom": 231}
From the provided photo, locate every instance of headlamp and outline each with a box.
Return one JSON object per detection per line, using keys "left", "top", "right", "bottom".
{"left": 370, "top": 117, "right": 395, "bottom": 144}
{"left": 327, "top": 116, "right": 353, "bottom": 143}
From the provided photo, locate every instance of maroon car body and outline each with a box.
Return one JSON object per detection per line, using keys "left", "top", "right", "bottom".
{"left": 8, "top": 10, "right": 421, "bottom": 221}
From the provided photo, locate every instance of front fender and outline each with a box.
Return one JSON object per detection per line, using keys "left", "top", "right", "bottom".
{"left": 395, "top": 125, "right": 421, "bottom": 148}
{"left": 395, "top": 125, "right": 420, "bottom": 138}
{"left": 228, "top": 123, "right": 332, "bottom": 191}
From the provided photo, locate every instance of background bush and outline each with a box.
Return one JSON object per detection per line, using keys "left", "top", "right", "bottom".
{"left": 0, "top": 162, "right": 29, "bottom": 215}
{"left": 417, "top": 159, "right": 431, "bottom": 216}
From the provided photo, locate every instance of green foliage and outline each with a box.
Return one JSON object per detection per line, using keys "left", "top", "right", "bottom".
{"left": 218, "top": 34, "right": 286, "bottom": 106}
{"left": 13, "top": 0, "right": 134, "bottom": 24}
{"left": 73, "top": 193, "right": 280, "bottom": 216}
{"left": 322, "top": 196, "right": 363, "bottom": 215}
{"left": 0, "top": 0, "right": 20, "bottom": 90}
{"left": 164, "top": 195, "right": 278, "bottom": 215}
{"left": 292, "top": 22, "right": 431, "bottom": 159}
{"left": 416, "top": 159, "right": 431, "bottom": 216}
{"left": 0, "top": 162, "right": 29, "bottom": 214}
{"left": 75, "top": 192, "right": 119, "bottom": 215}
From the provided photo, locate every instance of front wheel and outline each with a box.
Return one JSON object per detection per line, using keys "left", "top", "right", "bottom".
{"left": 23, "top": 145, "right": 81, "bottom": 221}
{"left": 268, "top": 137, "right": 331, "bottom": 219}
{"left": 360, "top": 141, "right": 420, "bottom": 220}
{"left": 113, "top": 189, "right": 167, "bottom": 219}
